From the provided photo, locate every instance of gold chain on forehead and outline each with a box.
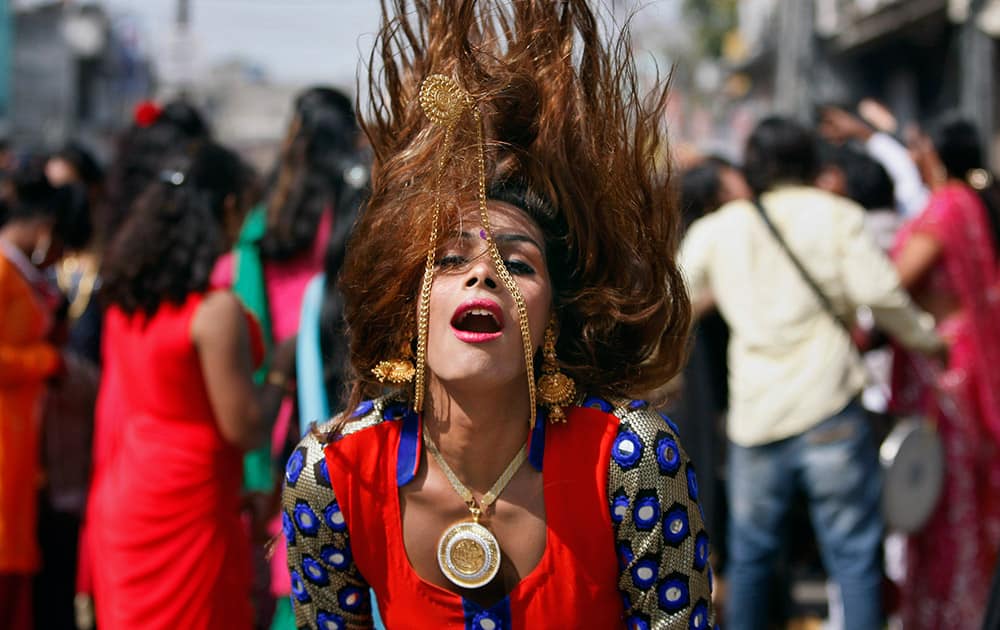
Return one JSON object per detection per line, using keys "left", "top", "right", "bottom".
{"left": 415, "top": 74, "right": 537, "bottom": 425}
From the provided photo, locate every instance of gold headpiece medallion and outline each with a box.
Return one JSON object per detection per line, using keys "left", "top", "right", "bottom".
{"left": 413, "top": 74, "right": 537, "bottom": 424}
{"left": 419, "top": 74, "right": 473, "bottom": 126}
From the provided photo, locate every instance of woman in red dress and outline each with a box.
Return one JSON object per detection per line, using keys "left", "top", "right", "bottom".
{"left": 893, "top": 118, "right": 1000, "bottom": 629}
{"left": 87, "top": 141, "right": 292, "bottom": 630}
{"left": 282, "top": 1, "right": 715, "bottom": 628}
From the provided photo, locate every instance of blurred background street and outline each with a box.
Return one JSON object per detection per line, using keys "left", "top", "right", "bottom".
{"left": 3, "top": 0, "right": 998, "bottom": 171}
{"left": 1, "top": 1, "right": 999, "bottom": 629}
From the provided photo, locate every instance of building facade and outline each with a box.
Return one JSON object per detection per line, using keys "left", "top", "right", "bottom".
{"left": 729, "top": 0, "right": 998, "bottom": 166}
{"left": 7, "top": 2, "right": 153, "bottom": 153}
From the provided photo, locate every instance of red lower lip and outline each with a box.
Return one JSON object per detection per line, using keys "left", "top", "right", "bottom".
{"left": 451, "top": 327, "right": 503, "bottom": 343}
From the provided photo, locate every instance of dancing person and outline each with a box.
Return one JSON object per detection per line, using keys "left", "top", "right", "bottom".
{"left": 281, "top": 1, "right": 715, "bottom": 627}
{"left": 0, "top": 164, "right": 68, "bottom": 630}
{"left": 680, "top": 116, "right": 944, "bottom": 630}
{"left": 814, "top": 146, "right": 902, "bottom": 628}
{"left": 294, "top": 144, "right": 370, "bottom": 434}
{"left": 891, "top": 117, "right": 1000, "bottom": 630}
{"left": 291, "top": 140, "right": 373, "bottom": 625}
{"left": 86, "top": 141, "right": 293, "bottom": 630}
{"left": 675, "top": 158, "right": 749, "bottom": 535}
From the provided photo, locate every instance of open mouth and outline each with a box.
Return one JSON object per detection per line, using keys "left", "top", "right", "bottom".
{"left": 453, "top": 309, "right": 502, "bottom": 333}
{"left": 450, "top": 300, "right": 504, "bottom": 341}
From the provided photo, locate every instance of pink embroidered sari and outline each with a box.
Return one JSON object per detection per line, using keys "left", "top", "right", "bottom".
{"left": 892, "top": 183, "right": 1000, "bottom": 629}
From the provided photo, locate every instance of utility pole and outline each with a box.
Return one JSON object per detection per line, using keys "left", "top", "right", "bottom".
{"left": 0, "top": 0, "right": 10, "bottom": 126}
{"left": 177, "top": 0, "right": 190, "bottom": 29}
{"left": 960, "top": 0, "right": 995, "bottom": 165}
{"left": 774, "top": 0, "right": 815, "bottom": 120}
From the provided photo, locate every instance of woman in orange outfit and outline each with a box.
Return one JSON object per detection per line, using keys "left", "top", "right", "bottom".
{"left": 0, "top": 165, "right": 66, "bottom": 630}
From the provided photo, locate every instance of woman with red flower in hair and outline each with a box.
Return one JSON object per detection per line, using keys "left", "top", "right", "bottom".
{"left": 86, "top": 141, "right": 293, "bottom": 630}
{"left": 73, "top": 99, "right": 213, "bottom": 624}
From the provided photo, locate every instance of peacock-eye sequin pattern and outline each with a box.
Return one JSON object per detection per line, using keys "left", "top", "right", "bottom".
{"left": 281, "top": 398, "right": 389, "bottom": 630}
{"left": 601, "top": 398, "right": 717, "bottom": 630}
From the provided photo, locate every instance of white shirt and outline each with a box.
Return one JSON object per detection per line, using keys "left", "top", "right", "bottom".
{"left": 865, "top": 132, "right": 929, "bottom": 218}
{"left": 680, "top": 186, "right": 941, "bottom": 446}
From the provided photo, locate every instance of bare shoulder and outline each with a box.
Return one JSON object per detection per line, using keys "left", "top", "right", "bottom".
{"left": 190, "top": 290, "right": 245, "bottom": 343}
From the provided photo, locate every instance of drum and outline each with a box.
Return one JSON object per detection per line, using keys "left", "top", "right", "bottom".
{"left": 879, "top": 417, "right": 945, "bottom": 533}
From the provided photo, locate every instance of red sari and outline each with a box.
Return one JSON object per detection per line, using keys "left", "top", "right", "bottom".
{"left": 892, "top": 183, "right": 1000, "bottom": 629}
{"left": 85, "top": 293, "right": 261, "bottom": 630}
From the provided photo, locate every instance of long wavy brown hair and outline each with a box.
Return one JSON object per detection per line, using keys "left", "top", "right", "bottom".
{"left": 339, "top": 0, "right": 690, "bottom": 410}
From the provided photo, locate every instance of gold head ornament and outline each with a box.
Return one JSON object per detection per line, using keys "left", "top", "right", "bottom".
{"left": 412, "top": 73, "right": 538, "bottom": 425}
{"left": 419, "top": 74, "right": 474, "bottom": 126}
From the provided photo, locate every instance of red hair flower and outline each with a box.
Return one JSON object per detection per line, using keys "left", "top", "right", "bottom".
{"left": 133, "top": 100, "right": 162, "bottom": 128}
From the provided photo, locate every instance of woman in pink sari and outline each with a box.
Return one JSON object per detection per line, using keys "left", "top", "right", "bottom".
{"left": 892, "top": 118, "right": 1000, "bottom": 629}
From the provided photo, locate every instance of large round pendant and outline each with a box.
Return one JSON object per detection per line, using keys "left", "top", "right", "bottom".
{"left": 437, "top": 520, "right": 501, "bottom": 589}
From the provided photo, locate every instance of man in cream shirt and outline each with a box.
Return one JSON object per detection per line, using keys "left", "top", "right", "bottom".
{"left": 680, "top": 117, "right": 943, "bottom": 630}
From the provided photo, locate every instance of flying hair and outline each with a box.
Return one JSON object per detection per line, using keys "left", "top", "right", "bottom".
{"left": 340, "top": 0, "right": 691, "bottom": 410}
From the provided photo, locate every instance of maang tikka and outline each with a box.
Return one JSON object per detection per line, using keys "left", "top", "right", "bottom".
{"left": 412, "top": 74, "right": 537, "bottom": 424}
{"left": 413, "top": 74, "right": 541, "bottom": 591}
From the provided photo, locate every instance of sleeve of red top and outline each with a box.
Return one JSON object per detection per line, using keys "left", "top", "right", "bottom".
{"left": 282, "top": 425, "right": 375, "bottom": 629}
{"left": 607, "top": 402, "right": 717, "bottom": 630}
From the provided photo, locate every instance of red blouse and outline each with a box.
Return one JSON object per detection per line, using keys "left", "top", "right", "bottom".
{"left": 283, "top": 395, "right": 716, "bottom": 629}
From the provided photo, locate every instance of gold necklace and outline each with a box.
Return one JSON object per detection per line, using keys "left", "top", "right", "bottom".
{"left": 422, "top": 426, "right": 527, "bottom": 589}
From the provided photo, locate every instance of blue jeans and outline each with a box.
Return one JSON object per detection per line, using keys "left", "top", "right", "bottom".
{"left": 725, "top": 401, "right": 883, "bottom": 630}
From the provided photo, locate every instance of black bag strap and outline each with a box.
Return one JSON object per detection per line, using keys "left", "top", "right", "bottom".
{"left": 751, "top": 198, "right": 854, "bottom": 335}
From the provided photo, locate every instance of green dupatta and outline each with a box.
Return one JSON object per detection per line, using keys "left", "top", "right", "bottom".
{"left": 231, "top": 204, "right": 274, "bottom": 492}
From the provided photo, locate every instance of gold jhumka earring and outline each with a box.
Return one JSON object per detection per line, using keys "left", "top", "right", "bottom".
{"left": 371, "top": 339, "right": 416, "bottom": 384}
{"left": 536, "top": 315, "right": 576, "bottom": 422}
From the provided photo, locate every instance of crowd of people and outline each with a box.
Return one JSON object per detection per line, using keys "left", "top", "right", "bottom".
{"left": 0, "top": 1, "right": 998, "bottom": 629}
{"left": 0, "top": 86, "right": 369, "bottom": 629}
{"left": 678, "top": 106, "right": 1000, "bottom": 629}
